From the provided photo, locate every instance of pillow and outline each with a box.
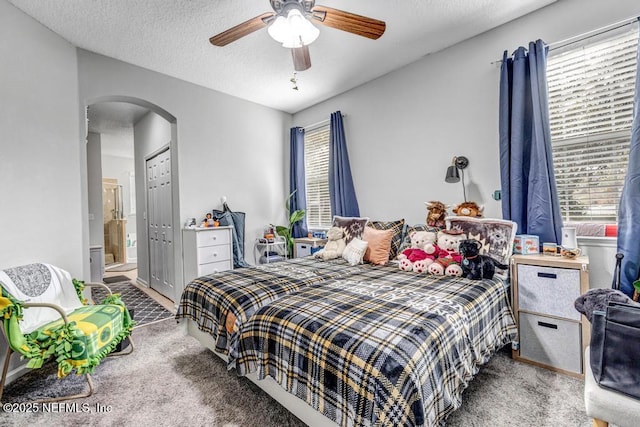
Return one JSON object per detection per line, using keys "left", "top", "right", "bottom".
{"left": 397, "top": 224, "right": 442, "bottom": 257}
{"left": 362, "top": 227, "right": 393, "bottom": 265}
{"left": 342, "top": 238, "right": 369, "bottom": 266}
{"left": 446, "top": 216, "right": 518, "bottom": 266}
{"left": 332, "top": 215, "right": 369, "bottom": 245}
{"left": 368, "top": 219, "right": 405, "bottom": 259}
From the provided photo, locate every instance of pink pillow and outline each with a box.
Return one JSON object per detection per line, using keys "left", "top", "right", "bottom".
{"left": 363, "top": 227, "right": 393, "bottom": 265}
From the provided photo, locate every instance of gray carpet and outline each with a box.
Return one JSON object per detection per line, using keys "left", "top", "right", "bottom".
{"left": 0, "top": 319, "right": 591, "bottom": 426}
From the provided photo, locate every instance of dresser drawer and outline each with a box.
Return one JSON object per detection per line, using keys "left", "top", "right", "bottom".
{"left": 197, "top": 245, "right": 231, "bottom": 264}
{"left": 198, "top": 260, "right": 232, "bottom": 276}
{"left": 517, "top": 264, "right": 581, "bottom": 320}
{"left": 196, "top": 229, "right": 230, "bottom": 248}
{"left": 518, "top": 312, "right": 582, "bottom": 374}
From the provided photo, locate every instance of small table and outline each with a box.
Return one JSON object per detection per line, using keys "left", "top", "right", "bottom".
{"left": 255, "top": 237, "right": 287, "bottom": 264}
{"left": 293, "top": 237, "right": 327, "bottom": 258}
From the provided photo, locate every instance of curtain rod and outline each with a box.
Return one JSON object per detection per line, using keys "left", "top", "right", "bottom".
{"left": 492, "top": 15, "right": 639, "bottom": 64}
{"left": 301, "top": 113, "right": 346, "bottom": 131}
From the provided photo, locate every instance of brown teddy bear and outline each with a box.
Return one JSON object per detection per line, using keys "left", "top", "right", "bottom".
{"left": 425, "top": 201, "right": 448, "bottom": 228}
{"left": 452, "top": 201, "right": 484, "bottom": 218}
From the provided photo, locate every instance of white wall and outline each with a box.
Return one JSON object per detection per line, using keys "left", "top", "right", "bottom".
{"left": 0, "top": 1, "right": 82, "bottom": 274}
{"left": 0, "top": 0, "right": 82, "bottom": 384}
{"left": 292, "top": 0, "right": 640, "bottom": 227}
{"left": 77, "top": 49, "right": 292, "bottom": 295}
{"left": 87, "top": 132, "right": 104, "bottom": 247}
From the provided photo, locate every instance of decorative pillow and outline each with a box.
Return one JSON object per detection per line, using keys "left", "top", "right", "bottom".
{"left": 397, "top": 224, "right": 442, "bottom": 257}
{"left": 362, "top": 227, "right": 393, "bottom": 265}
{"left": 446, "top": 216, "right": 518, "bottom": 266}
{"left": 368, "top": 219, "right": 405, "bottom": 259}
{"left": 332, "top": 216, "right": 369, "bottom": 245}
{"left": 342, "top": 238, "right": 369, "bottom": 266}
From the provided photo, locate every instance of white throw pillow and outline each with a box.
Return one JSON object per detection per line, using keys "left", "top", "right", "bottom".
{"left": 342, "top": 238, "right": 369, "bottom": 266}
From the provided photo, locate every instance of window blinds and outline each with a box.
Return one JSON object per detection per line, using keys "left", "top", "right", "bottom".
{"left": 547, "top": 27, "right": 638, "bottom": 222}
{"left": 304, "top": 124, "right": 331, "bottom": 228}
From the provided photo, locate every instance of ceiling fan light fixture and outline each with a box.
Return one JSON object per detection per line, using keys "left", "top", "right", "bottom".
{"left": 268, "top": 8, "right": 319, "bottom": 48}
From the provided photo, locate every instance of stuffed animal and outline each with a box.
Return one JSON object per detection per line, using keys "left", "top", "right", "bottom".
{"left": 458, "top": 239, "right": 508, "bottom": 280}
{"left": 452, "top": 201, "right": 484, "bottom": 218}
{"left": 397, "top": 230, "right": 437, "bottom": 272}
{"left": 425, "top": 201, "right": 448, "bottom": 228}
{"left": 314, "top": 226, "right": 346, "bottom": 261}
{"left": 428, "top": 229, "right": 466, "bottom": 276}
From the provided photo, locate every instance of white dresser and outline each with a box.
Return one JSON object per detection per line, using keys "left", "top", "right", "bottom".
{"left": 182, "top": 226, "right": 233, "bottom": 284}
{"left": 511, "top": 254, "right": 589, "bottom": 378}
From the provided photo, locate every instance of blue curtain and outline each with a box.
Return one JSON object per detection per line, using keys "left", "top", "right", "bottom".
{"left": 329, "top": 111, "right": 360, "bottom": 217}
{"left": 499, "top": 40, "right": 562, "bottom": 245}
{"left": 289, "top": 127, "right": 308, "bottom": 238}
{"left": 616, "top": 29, "right": 640, "bottom": 297}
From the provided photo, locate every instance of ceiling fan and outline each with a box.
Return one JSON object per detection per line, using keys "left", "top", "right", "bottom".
{"left": 209, "top": 0, "right": 386, "bottom": 72}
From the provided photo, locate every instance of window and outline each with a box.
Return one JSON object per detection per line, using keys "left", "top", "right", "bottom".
{"left": 304, "top": 124, "right": 331, "bottom": 229}
{"left": 547, "top": 26, "right": 638, "bottom": 223}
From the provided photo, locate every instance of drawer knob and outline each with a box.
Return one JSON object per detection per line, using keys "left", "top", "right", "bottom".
{"left": 213, "top": 253, "right": 217, "bottom": 257}
{"left": 212, "top": 236, "right": 217, "bottom": 240}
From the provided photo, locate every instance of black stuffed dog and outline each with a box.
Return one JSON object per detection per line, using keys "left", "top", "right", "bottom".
{"left": 458, "top": 239, "right": 508, "bottom": 280}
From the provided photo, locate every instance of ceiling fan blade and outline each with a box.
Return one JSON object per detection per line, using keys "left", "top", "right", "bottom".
{"left": 209, "top": 12, "right": 275, "bottom": 46}
{"left": 292, "top": 45, "right": 311, "bottom": 71}
{"left": 311, "top": 5, "right": 385, "bottom": 40}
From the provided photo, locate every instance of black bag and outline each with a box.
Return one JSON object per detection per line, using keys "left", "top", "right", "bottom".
{"left": 590, "top": 301, "right": 640, "bottom": 399}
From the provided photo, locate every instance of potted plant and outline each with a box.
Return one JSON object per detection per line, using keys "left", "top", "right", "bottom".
{"left": 273, "top": 191, "right": 305, "bottom": 258}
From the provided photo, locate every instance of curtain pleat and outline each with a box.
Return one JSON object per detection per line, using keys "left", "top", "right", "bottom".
{"left": 616, "top": 25, "right": 640, "bottom": 297}
{"left": 499, "top": 40, "right": 563, "bottom": 245}
{"left": 289, "top": 127, "right": 308, "bottom": 238}
{"left": 329, "top": 111, "right": 360, "bottom": 217}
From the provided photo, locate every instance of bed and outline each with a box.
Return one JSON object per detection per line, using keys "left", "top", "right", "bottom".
{"left": 177, "top": 217, "right": 519, "bottom": 426}
{"left": 176, "top": 256, "right": 384, "bottom": 366}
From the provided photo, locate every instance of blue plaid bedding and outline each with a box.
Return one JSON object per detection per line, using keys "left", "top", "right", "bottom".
{"left": 176, "top": 257, "right": 382, "bottom": 366}
{"left": 236, "top": 266, "right": 517, "bottom": 427}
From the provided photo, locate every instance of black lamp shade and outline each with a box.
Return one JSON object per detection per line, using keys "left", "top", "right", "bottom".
{"left": 445, "top": 165, "right": 460, "bottom": 183}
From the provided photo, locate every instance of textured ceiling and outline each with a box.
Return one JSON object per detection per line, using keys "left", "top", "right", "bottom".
{"left": 9, "top": 0, "right": 556, "bottom": 114}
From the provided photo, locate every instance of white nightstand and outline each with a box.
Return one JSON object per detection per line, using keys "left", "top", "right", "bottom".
{"left": 510, "top": 254, "right": 590, "bottom": 378}
{"left": 293, "top": 237, "right": 327, "bottom": 258}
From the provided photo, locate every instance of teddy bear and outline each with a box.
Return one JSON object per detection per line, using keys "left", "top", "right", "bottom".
{"left": 425, "top": 201, "right": 448, "bottom": 228}
{"left": 397, "top": 230, "right": 437, "bottom": 273}
{"left": 314, "top": 226, "right": 346, "bottom": 261}
{"left": 427, "top": 229, "right": 466, "bottom": 276}
{"left": 452, "top": 201, "right": 484, "bottom": 218}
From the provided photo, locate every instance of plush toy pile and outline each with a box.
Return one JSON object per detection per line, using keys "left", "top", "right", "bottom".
{"left": 397, "top": 230, "right": 437, "bottom": 273}
{"left": 397, "top": 229, "right": 467, "bottom": 276}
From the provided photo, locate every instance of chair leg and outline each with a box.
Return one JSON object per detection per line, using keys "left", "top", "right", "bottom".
{"left": 593, "top": 418, "right": 608, "bottom": 427}
{"left": 108, "top": 335, "right": 135, "bottom": 357}
{"left": 0, "top": 345, "right": 14, "bottom": 402}
{"left": 33, "top": 373, "right": 94, "bottom": 404}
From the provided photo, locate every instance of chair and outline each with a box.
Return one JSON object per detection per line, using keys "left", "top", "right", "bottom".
{"left": 0, "top": 263, "right": 134, "bottom": 403}
{"left": 583, "top": 253, "right": 640, "bottom": 427}
{"left": 584, "top": 347, "right": 640, "bottom": 427}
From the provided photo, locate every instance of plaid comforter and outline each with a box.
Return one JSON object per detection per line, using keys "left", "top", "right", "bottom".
{"left": 176, "top": 257, "right": 380, "bottom": 366}
{"left": 237, "top": 266, "right": 517, "bottom": 427}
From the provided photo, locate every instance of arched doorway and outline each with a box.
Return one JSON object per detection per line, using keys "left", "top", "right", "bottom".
{"left": 84, "top": 96, "right": 180, "bottom": 302}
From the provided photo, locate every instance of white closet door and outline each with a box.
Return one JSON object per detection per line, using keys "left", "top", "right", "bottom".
{"left": 146, "top": 148, "right": 174, "bottom": 300}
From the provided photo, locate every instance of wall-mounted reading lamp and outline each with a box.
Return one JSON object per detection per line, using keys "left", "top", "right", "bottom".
{"left": 445, "top": 156, "right": 469, "bottom": 202}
